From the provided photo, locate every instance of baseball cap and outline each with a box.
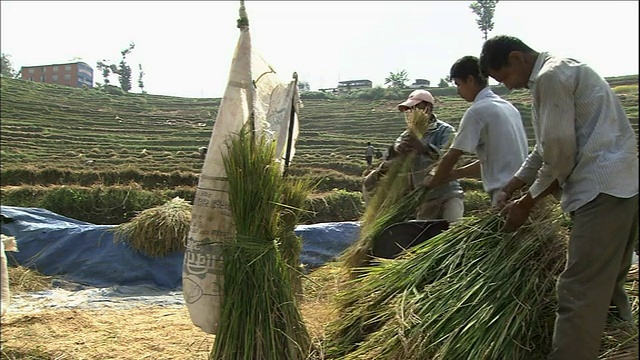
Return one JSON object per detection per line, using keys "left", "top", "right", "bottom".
{"left": 398, "top": 90, "right": 435, "bottom": 111}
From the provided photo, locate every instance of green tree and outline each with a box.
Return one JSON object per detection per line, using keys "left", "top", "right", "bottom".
{"left": 384, "top": 70, "right": 409, "bottom": 88}
{"left": 96, "top": 61, "right": 112, "bottom": 85}
{"left": 438, "top": 78, "right": 450, "bottom": 88}
{"left": 1, "top": 53, "right": 17, "bottom": 78}
{"left": 469, "top": 0, "right": 499, "bottom": 41}
{"left": 138, "top": 64, "right": 146, "bottom": 93}
{"left": 96, "top": 42, "right": 137, "bottom": 92}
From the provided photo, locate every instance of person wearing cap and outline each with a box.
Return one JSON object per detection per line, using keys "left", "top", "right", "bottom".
{"left": 479, "top": 35, "right": 638, "bottom": 360}
{"left": 424, "top": 55, "right": 528, "bottom": 207}
{"left": 395, "top": 90, "right": 464, "bottom": 223}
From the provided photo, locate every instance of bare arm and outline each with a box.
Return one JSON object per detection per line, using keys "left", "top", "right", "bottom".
{"left": 427, "top": 148, "right": 463, "bottom": 188}
{"left": 451, "top": 159, "right": 481, "bottom": 180}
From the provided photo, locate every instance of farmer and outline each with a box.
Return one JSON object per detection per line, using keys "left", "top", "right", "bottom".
{"left": 362, "top": 145, "right": 400, "bottom": 206}
{"left": 425, "top": 55, "right": 528, "bottom": 206}
{"left": 364, "top": 142, "right": 375, "bottom": 168}
{"left": 395, "top": 90, "right": 464, "bottom": 223}
{"left": 480, "top": 35, "right": 639, "bottom": 360}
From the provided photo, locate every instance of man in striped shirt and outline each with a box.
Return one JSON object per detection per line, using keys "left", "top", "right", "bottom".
{"left": 479, "top": 35, "right": 639, "bottom": 360}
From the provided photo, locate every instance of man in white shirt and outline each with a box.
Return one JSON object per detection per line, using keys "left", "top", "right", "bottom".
{"left": 480, "top": 35, "right": 639, "bottom": 360}
{"left": 425, "top": 55, "right": 528, "bottom": 206}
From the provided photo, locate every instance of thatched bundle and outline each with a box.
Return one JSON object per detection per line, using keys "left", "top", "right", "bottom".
{"left": 112, "top": 197, "right": 191, "bottom": 257}
{"left": 210, "top": 127, "right": 311, "bottom": 360}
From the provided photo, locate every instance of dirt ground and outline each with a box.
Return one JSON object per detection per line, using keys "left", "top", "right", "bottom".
{"left": 0, "top": 264, "right": 343, "bottom": 360}
{"left": 1, "top": 264, "right": 637, "bottom": 360}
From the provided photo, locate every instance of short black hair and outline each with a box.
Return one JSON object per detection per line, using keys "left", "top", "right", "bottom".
{"left": 449, "top": 56, "right": 488, "bottom": 87}
{"left": 479, "top": 35, "right": 536, "bottom": 77}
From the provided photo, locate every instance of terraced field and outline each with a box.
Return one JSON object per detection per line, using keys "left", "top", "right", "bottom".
{"left": 2, "top": 77, "right": 637, "bottom": 180}
{"left": 1, "top": 79, "right": 218, "bottom": 174}
{"left": 0, "top": 76, "right": 637, "bottom": 223}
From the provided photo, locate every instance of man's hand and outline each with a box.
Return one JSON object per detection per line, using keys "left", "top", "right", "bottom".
{"left": 493, "top": 190, "right": 510, "bottom": 210}
{"left": 407, "top": 135, "right": 425, "bottom": 153}
{"left": 501, "top": 196, "right": 534, "bottom": 233}
{"left": 396, "top": 135, "right": 412, "bottom": 153}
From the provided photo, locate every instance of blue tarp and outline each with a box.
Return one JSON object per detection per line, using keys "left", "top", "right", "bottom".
{"left": 0, "top": 206, "right": 360, "bottom": 290}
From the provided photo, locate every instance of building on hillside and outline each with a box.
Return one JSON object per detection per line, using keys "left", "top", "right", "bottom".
{"left": 298, "top": 81, "right": 311, "bottom": 92}
{"left": 337, "top": 79, "right": 372, "bottom": 92}
{"left": 19, "top": 62, "right": 94, "bottom": 88}
{"left": 408, "top": 78, "right": 430, "bottom": 89}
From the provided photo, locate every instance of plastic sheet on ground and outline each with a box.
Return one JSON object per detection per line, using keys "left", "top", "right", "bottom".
{"left": 0, "top": 206, "right": 359, "bottom": 291}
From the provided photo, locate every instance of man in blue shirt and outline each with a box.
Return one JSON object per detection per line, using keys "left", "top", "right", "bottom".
{"left": 395, "top": 90, "right": 464, "bottom": 223}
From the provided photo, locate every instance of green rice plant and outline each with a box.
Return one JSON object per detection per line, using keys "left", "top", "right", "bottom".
{"left": 325, "top": 201, "right": 567, "bottom": 359}
{"left": 278, "top": 176, "right": 316, "bottom": 300}
{"left": 463, "top": 190, "right": 492, "bottom": 214}
{"left": 302, "top": 189, "right": 363, "bottom": 224}
{"left": 211, "top": 127, "right": 311, "bottom": 360}
{"left": 340, "top": 152, "right": 423, "bottom": 273}
{"left": 111, "top": 196, "right": 191, "bottom": 257}
{"left": 612, "top": 84, "right": 638, "bottom": 94}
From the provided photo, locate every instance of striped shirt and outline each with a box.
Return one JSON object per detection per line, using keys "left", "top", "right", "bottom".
{"left": 515, "top": 52, "right": 639, "bottom": 213}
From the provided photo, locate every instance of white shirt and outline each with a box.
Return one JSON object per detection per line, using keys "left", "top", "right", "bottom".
{"left": 451, "top": 87, "right": 529, "bottom": 194}
{"left": 515, "top": 52, "right": 639, "bottom": 212}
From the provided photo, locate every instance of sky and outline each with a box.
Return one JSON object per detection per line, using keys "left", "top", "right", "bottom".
{"left": 1, "top": 1, "right": 638, "bottom": 98}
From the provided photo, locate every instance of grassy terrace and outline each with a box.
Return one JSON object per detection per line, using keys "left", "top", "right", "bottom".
{"left": 0, "top": 75, "right": 637, "bottom": 223}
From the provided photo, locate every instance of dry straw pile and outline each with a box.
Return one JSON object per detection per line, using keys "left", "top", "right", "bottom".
{"left": 112, "top": 196, "right": 191, "bottom": 257}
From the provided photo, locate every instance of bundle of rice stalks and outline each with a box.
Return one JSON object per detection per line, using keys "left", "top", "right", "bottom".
{"left": 600, "top": 264, "right": 639, "bottom": 359}
{"left": 211, "top": 127, "right": 311, "bottom": 360}
{"left": 405, "top": 108, "right": 431, "bottom": 139}
{"left": 112, "top": 197, "right": 191, "bottom": 257}
{"left": 278, "top": 177, "right": 315, "bottom": 300}
{"left": 343, "top": 108, "right": 439, "bottom": 274}
{"left": 325, "top": 201, "right": 570, "bottom": 360}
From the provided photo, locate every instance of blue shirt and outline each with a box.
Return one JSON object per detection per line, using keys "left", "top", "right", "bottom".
{"left": 395, "top": 116, "right": 464, "bottom": 201}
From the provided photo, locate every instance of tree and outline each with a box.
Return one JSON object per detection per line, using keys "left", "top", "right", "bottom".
{"left": 1, "top": 53, "right": 17, "bottom": 78}
{"left": 438, "top": 78, "right": 451, "bottom": 88}
{"left": 95, "top": 42, "right": 139, "bottom": 92}
{"left": 96, "top": 61, "right": 112, "bottom": 85}
{"left": 384, "top": 70, "right": 409, "bottom": 88}
{"left": 469, "top": 0, "right": 499, "bottom": 41}
{"left": 138, "top": 64, "right": 146, "bottom": 94}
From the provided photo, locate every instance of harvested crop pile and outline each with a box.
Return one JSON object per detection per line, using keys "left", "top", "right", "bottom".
{"left": 112, "top": 197, "right": 191, "bottom": 257}
{"left": 327, "top": 202, "right": 569, "bottom": 359}
{"left": 326, "top": 200, "right": 639, "bottom": 359}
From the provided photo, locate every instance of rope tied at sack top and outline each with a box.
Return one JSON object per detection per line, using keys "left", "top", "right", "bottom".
{"left": 237, "top": 0, "right": 249, "bottom": 29}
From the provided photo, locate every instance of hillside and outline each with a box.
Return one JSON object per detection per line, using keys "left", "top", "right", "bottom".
{"left": 0, "top": 76, "right": 638, "bottom": 224}
{"left": 2, "top": 76, "right": 637, "bottom": 185}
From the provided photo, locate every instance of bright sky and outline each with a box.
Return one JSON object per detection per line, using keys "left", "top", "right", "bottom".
{"left": 1, "top": 1, "right": 638, "bottom": 98}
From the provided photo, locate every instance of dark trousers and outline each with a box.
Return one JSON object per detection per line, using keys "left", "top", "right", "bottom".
{"left": 548, "top": 193, "right": 639, "bottom": 360}
{"left": 365, "top": 155, "right": 373, "bottom": 166}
